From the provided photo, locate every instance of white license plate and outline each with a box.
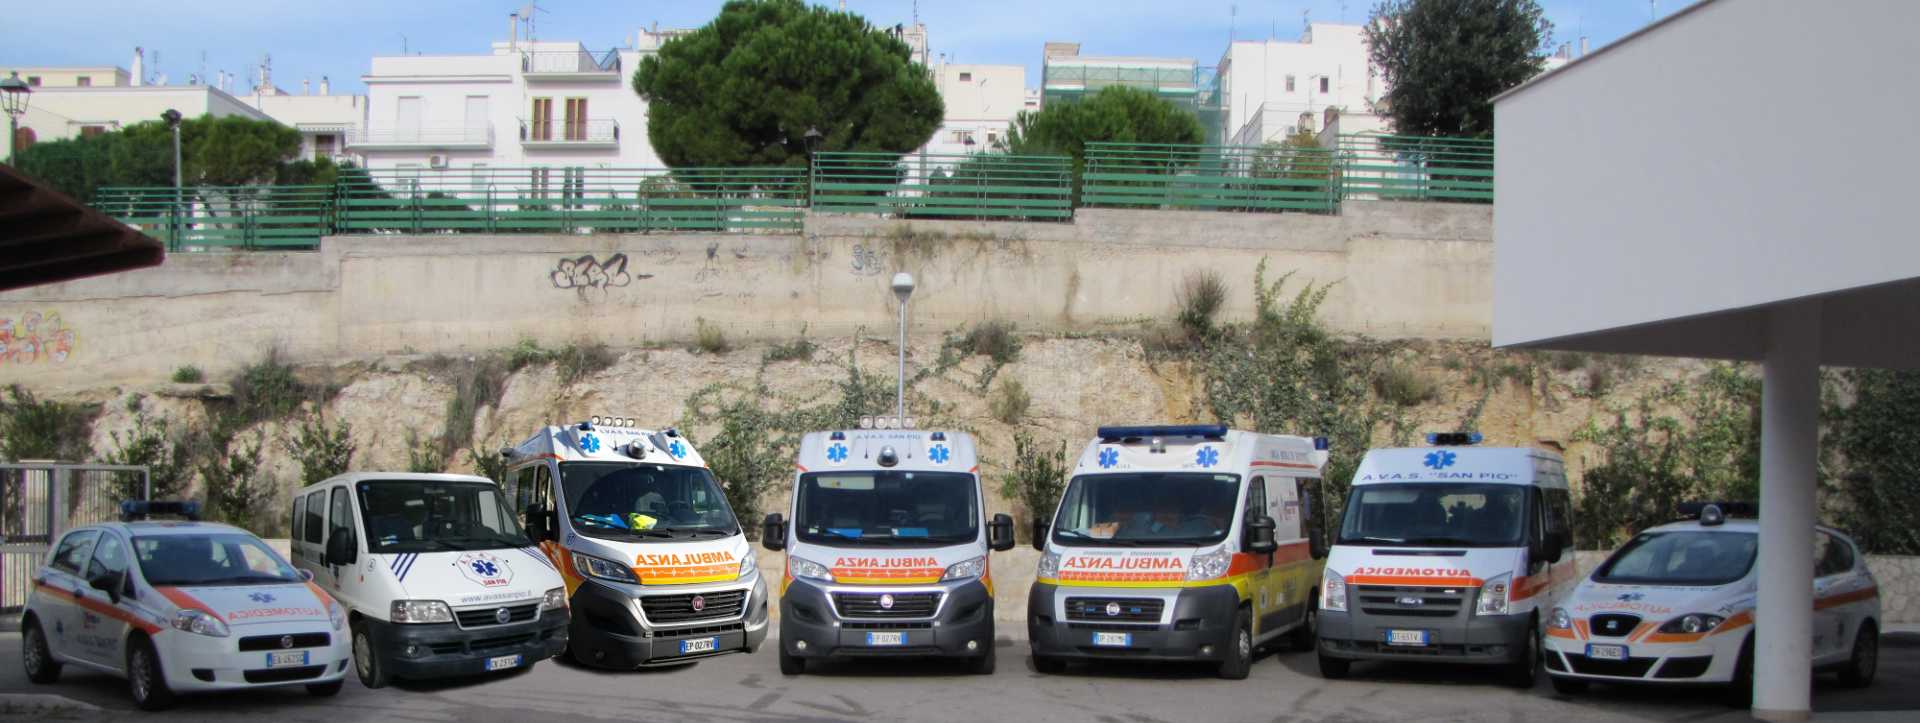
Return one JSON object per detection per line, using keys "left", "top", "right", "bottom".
{"left": 1586, "top": 643, "right": 1627, "bottom": 661}
{"left": 1092, "top": 632, "right": 1132, "bottom": 647}
{"left": 679, "top": 637, "right": 718, "bottom": 654}
{"left": 484, "top": 654, "right": 522, "bottom": 671}
{"left": 865, "top": 632, "right": 905, "bottom": 646}
{"left": 1385, "top": 629, "right": 1430, "bottom": 647}
{"left": 265, "top": 651, "right": 309, "bottom": 668}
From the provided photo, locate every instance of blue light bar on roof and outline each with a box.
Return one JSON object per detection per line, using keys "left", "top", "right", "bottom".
{"left": 1097, "top": 424, "right": 1228, "bottom": 441}
{"left": 120, "top": 499, "right": 202, "bottom": 522}
{"left": 1427, "top": 432, "right": 1483, "bottom": 446}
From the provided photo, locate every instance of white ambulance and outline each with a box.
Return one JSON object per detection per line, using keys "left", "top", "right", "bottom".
{"left": 20, "top": 501, "right": 351, "bottom": 711}
{"left": 1315, "top": 434, "right": 1576, "bottom": 686}
{"left": 761, "top": 427, "right": 1015, "bottom": 675}
{"left": 1027, "top": 425, "right": 1332, "bottom": 679}
{"left": 1545, "top": 503, "right": 1880, "bottom": 701}
{"left": 290, "top": 473, "right": 570, "bottom": 688}
{"left": 503, "top": 417, "right": 768, "bottom": 668}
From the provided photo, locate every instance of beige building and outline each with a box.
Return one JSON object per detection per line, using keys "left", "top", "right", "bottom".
{"left": 2, "top": 66, "right": 131, "bottom": 89}
{"left": 2, "top": 74, "right": 274, "bottom": 160}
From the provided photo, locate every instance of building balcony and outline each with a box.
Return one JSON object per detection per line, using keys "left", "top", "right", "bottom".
{"left": 521, "top": 50, "right": 622, "bottom": 81}
{"left": 346, "top": 126, "right": 494, "bottom": 150}
{"left": 519, "top": 118, "right": 620, "bottom": 149}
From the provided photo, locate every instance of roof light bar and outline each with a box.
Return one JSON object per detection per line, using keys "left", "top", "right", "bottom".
{"left": 120, "top": 499, "right": 202, "bottom": 522}
{"left": 1426, "top": 432, "right": 1483, "bottom": 446}
{"left": 1676, "top": 501, "right": 1756, "bottom": 520}
{"left": 1096, "top": 424, "right": 1228, "bottom": 442}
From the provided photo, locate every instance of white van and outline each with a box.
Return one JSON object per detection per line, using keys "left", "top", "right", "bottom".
{"left": 503, "top": 418, "right": 768, "bottom": 668}
{"left": 760, "top": 428, "right": 1015, "bottom": 675}
{"left": 289, "top": 473, "right": 569, "bottom": 688}
{"left": 1315, "top": 434, "right": 1575, "bottom": 686}
{"left": 1027, "top": 425, "right": 1331, "bottom": 679}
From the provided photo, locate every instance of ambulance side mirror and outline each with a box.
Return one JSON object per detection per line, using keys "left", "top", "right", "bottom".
{"left": 325, "top": 534, "right": 357, "bottom": 566}
{"left": 761, "top": 513, "right": 787, "bottom": 551}
{"left": 1030, "top": 519, "right": 1050, "bottom": 551}
{"left": 1245, "top": 515, "right": 1278, "bottom": 554}
{"left": 524, "top": 507, "right": 551, "bottom": 542}
{"left": 988, "top": 514, "right": 1015, "bottom": 552}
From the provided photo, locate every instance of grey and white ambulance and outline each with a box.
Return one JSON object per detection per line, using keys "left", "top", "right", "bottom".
{"left": 761, "top": 428, "right": 1014, "bottom": 674}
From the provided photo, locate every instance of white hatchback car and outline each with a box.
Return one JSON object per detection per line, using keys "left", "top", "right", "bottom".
{"left": 1545, "top": 504, "right": 1879, "bottom": 702}
{"left": 19, "top": 502, "right": 351, "bottom": 710}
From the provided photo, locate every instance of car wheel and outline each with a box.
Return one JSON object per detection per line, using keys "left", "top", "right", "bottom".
{"left": 1839, "top": 622, "right": 1878, "bottom": 689}
{"left": 1217, "top": 607, "right": 1254, "bottom": 680}
{"left": 778, "top": 643, "right": 805, "bottom": 676}
{"left": 1550, "top": 675, "right": 1588, "bottom": 695}
{"left": 352, "top": 621, "right": 390, "bottom": 689}
{"left": 1724, "top": 634, "right": 1754, "bottom": 709}
{"left": 22, "top": 617, "right": 62, "bottom": 684}
{"left": 127, "top": 637, "right": 176, "bottom": 711}
{"left": 307, "top": 680, "right": 345, "bottom": 697}
{"left": 1032, "top": 654, "right": 1067, "bottom": 674}
{"left": 1317, "top": 649, "right": 1351, "bottom": 679}
{"left": 969, "top": 646, "right": 996, "bottom": 675}
{"left": 1505, "top": 618, "right": 1541, "bottom": 688}
{"left": 1288, "top": 595, "right": 1319, "bottom": 652}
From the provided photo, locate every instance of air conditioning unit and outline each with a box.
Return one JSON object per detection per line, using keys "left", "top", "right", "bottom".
{"left": 428, "top": 155, "right": 448, "bottom": 168}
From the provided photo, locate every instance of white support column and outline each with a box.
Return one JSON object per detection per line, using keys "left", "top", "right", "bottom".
{"left": 1753, "top": 300, "right": 1821, "bottom": 722}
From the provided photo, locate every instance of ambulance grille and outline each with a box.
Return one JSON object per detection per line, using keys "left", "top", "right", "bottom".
{"left": 1587, "top": 613, "right": 1641, "bottom": 638}
{"left": 642, "top": 590, "right": 747, "bottom": 623}
{"left": 237, "top": 632, "right": 331, "bottom": 652}
{"left": 1356, "top": 585, "right": 1467, "bottom": 618}
{"left": 1064, "top": 597, "right": 1164, "bottom": 623}
{"left": 832, "top": 591, "right": 941, "bottom": 618}
{"left": 454, "top": 603, "right": 539, "bottom": 629}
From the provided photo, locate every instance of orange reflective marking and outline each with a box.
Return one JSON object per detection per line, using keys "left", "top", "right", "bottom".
{"left": 155, "top": 586, "right": 219, "bottom": 617}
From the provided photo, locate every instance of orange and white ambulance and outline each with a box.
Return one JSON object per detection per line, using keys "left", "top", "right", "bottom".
{"left": 1027, "top": 425, "right": 1331, "bottom": 679}
{"left": 1315, "top": 433, "right": 1576, "bottom": 686}
{"left": 503, "top": 417, "right": 768, "bottom": 668}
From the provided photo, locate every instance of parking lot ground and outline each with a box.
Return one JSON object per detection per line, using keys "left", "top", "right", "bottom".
{"left": 3, "top": 632, "right": 1916, "bottom": 722}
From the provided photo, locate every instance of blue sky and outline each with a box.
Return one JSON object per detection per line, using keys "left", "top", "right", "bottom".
{"left": 6, "top": 1, "right": 1698, "bottom": 94}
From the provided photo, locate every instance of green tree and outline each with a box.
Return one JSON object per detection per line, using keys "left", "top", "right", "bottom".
{"left": 632, "top": 0, "right": 944, "bottom": 168}
{"left": 999, "top": 86, "right": 1204, "bottom": 161}
{"left": 1365, "top": 0, "right": 1554, "bottom": 137}
{"left": 14, "top": 114, "right": 303, "bottom": 201}
{"left": 1831, "top": 369, "right": 1920, "bottom": 554}
{"left": 97, "top": 403, "right": 193, "bottom": 500}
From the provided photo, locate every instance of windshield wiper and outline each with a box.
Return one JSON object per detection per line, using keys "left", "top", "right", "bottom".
{"left": 445, "top": 534, "right": 534, "bottom": 548}
{"left": 173, "top": 575, "right": 297, "bottom": 586}
{"left": 1400, "top": 536, "right": 1482, "bottom": 547}
{"left": 1343, "top": 535, "right": 1409, "bottom": 545}
{"left": 380, "top": 539, "right": 458, "bottom": 551}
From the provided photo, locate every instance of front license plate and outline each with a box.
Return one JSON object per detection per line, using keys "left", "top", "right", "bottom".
{"left": 866, "top": 632, "right": 905, "bottom": 646}
{"left": 265, "top": 651, "right": 309, "bottom": 668}
{"left": 679, "top": 637, "right": 718, "bottom": 654}
{"left": 1385, "top": 629, "right": 1430, "bottom": 647}
{"left": 1092, "top": 632, "right": 1132, "bottom": 647}
{"left": 1586, "top": 643, "right": 1627, "bottom": 661}
{"left": 484, "top": 654, "right": 522, "bottom": 671}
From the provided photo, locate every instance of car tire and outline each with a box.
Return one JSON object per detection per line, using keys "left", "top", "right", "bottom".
{"left": 1032, "top": 654, "right": 1067, "bottom": 674}
{"left": 127, "top": 636, "right": 176, "bottom": 711}
{"left": 352, "top": 620, "right": 390, "bottom": 689}
{"left": 1317, "top": 648, "right": 1351, "bottom": 679}
{"left": 1838, "top": 621, "right": 1878, "bottom": 689}
{"left": 1217, "top": 607, "right": 1254, "bottom": 680}
{"left": 1504, "top": 617, "right": 1541, "bottom": 689}
{"left": 307, "top": 680, "right": 345, "bottom": 697}
{"left": 1550, "top": 675, "right": 1588, "bottom": 695}
{"left": 1288, "top": 594, "right": 1319, "bottom": 652}
{"left": 22, "top": 617, "right": 62, "bottom": 684}
{"left": 1724, "top": 634, "right": 1754, "bottom": 709}
{"left": 778, "top": 643, "right": 804, "bottom": 676}
{"left": 969, "top": 647, "right": 996, "bottom": 675}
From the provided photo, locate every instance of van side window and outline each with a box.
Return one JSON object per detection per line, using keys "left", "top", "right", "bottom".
{"left": 1246, "top": 476, "right": 1267, "bottom": 526}
{"left": 1547, "top": 489, "right": 1573, "bottom": 548}
{"left": 328, "top": 487, "right": 355, "bottom": 553}
{"left": 304, "top": 490, "right": 327, "bottom": 543}
{"left": 1297, "top": 479, "right": 1324, "bottom": 559}
{"left": 533, "top": 465, "right": 553, "bottom": 512}
{"left": 49, "top": 530, "right": 100, "bottom": 574}
{"left": 515, "top": 466, "right": 538, "bottom": 513}
{"left": 85, "top": 532, "right": 130, "bottom": 580}
{"left": 1814, "top": 531, "right": 1854, "bottom": 578}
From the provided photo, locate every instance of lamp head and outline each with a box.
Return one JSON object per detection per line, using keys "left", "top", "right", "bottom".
{"left": 891, "top": 272, "right": 915, "bottom": 303}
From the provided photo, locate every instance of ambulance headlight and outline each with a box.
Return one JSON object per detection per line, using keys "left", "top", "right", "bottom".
{"left": 1475, "top": 573, "right": 1512, "bottom": 616}
{"left": 941, "top": 556, "right": 986, "bottom": 582}
{"left": 542, "top": 587, "right": 568, "bottom": 611}
{"left": 1037, "top": 550, "right": 1061, "bottom": 580}
{"left": 1658, "top": 613, "right": 1726, "bottom": 634}
{"left": 329, "top": 603, "right": 346, "bottom": 631}
{"left": 738, "top": 552, "right": 757, "bottom": 578}
{"left": 789, "top": 556, "right": 833, "bottom": 583}
{"left": 390, "top": 600, "right": 454, "bottom": 624}
{"left": 172, "top": 609, "right": 230, "bottom": 637}
{"left": 1321, "top": 568, "right": 1348, "bottom": 612}
{"left": 1549, "top": 607, "right": 1572, "bottom": 630}
{"left": 571, "top": 552, "right": 638, "bottom": 584}
{"left": 1185, "top": 548, "right": 1231, "bottom": 582}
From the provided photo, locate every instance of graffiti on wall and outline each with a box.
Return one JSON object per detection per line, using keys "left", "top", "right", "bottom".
{"left": 0, "top": 311, "right": 77, "bottom": 366}
{"left": 551, "top": 254, "right": 652, "bottom": 301}
{"left": 850, "top": 244, "right": 886, "bottom": 276}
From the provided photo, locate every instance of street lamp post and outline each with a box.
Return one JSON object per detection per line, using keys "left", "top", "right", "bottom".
{"left": 804, "top": 126, "right": 823, "bottom": 205}
{"left": 161, "top": 109, "right": 183, "bottom": 247}
{"left": 1, "top": 72, "right": 33, "bottom": 166}
{"left": 891, "top": 272, "right": 915, "bottom": 424}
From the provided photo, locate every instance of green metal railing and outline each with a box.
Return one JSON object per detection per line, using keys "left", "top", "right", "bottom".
{"left": 811, "top": 152, "right": 1074, "bottom": 221}
{"left": 1081, "top": 142, "right": 1339, "bottom": 213}
{"left": 94, "top": 185, "right": 335, "bottom": 250}
{"left": 336, "top": 167, "right": 805, "bottom": 234}
{"left": 1336, "top": 134, "right": 1495, "bottom": 202}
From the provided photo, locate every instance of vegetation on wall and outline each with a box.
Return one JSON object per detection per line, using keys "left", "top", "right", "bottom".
{"left": 998, "top": 430, "right": 1069, "bottom": 539}
{"left": 284, "top": 413, "right": 356, "bottom": 487}
{"left": 1829, "top": 369, "right": 1920, "bottom": 555}
{"left": 97, "top": 398, "right": 192, "bottom": 500}
{"left": 0, "top": 385, "right": 100, "bottom": 462}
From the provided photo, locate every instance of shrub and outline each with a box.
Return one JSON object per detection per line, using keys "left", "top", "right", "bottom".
{"left": 195, "top": 415, "right": 271, "bottom": 531}
{"left": 1175, "top": 270, "right": 1228, "bottom": 341}
{"left": 1832, "top": 369, "right": 1920, "bottom": 554}
{"left": 998, "top": 430, "right": 1068, "bottom": 540}
{"left": 989, "top": 378, "right": 1033, "bottom": 425}
{"left": 407, "top": 429, "right": 446, "bottom": 473}
{"left": 171, "top": 365, "right": 205, "bottom": 384}
{"left": 764, "top": 326, "right": 817, "bottom": 363}
{"left": 0, "top": 385, "right": 99, "bottom": 462}
{"left": 231, "top": 351, "right": 313, "bottom": 423}
{"left": 97, "top": 403, "right": 191, "bottom": 500}
{"left": 284, "top": 413, "right": 355, "bottom": 486}
{"left": 694, "top": 318, "right": 732, "bottom": 355}
{"left": 955, "top": 320, "right": 1021, "bottom": 364}
{"left": 1373, "top": 363, "right": 1439, "bottom": 408}
{"left": 555, "top": 342, "right": 618, "bottom": 386}
{"left": 506, "top": 338, "right": 555, "bottom": 372}
{"left": 468, "top": 436, "right": 510, "bottom": 484}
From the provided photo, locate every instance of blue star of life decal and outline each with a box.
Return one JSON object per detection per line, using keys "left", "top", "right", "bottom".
{"left": 1424, "top": 450, "right": 1457, "bottom": 469}
{"left": 668, "top": 440, "right": 686, "bottom": 458}
{"left": 928, "top": 445, "right": 951, "bottom": 464}
{"left": 1195, "top": 446, "right": 1220, "bottom": 468}
{"left": 1097, "top": 447, "right": 1119, "bottom": 469}
{"left": 579, "top": 432, "right": 602, "bottom": 453}
{"left": 827, "top": 443, "right": 849, "bottom": 463}
{"left": 471, "top": 559, "right": 499, "bottom": 577}
{"left": 248, "top": 592, "right": 276, "bottom": 604}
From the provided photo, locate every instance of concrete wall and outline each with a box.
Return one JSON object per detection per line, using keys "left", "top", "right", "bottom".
{"left": 1, "top": 202, "right": 1491, "bottom": 392}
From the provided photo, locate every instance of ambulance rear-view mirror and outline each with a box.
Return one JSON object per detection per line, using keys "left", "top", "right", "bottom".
{"left": 988, "top": 514, "right": 1015, "bottom": 552}
{"left": 524, "top": 508, "right": 551, "bottom": 541}
{"left": 1031, "top": 519, "right": 1050, "bottom": 551}
{"left": 761, "top": 513, "right": 787, "bottom": 551}
{"left": 1245, "top": 515, "right": 1278, "bottom": 554}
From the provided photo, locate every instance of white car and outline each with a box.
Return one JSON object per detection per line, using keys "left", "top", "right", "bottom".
{"left": 1545, "top": 504, "right": 1880, "bottom": 701}
{"left": 19, "top": 502, "right": 351, "bottom": 711}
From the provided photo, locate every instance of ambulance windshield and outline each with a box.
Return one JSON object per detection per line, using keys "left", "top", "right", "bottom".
{"left": 359, "top": 480, "right": 531, "bottom": 553}
{"left": 134, "top": 533, "right": 304, "bottom": 586}
{"left": 1337, "top": 483, "right": 1527, "bottom": 548}
{"left": 1594, "top": 531, "right": 1757, "bottom": 586}
{"left": 795, "top": 471, "right": 978, "bottom": 546}
{"left": 1050, "top": 473, "right": 1240, "bottom": 547}
{"left": 560, "top": 462, "right": 740, "bottom": 540}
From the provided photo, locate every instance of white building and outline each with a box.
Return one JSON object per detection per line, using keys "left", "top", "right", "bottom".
{"left": 1216, "top": 23, "right": 1381, "bottom": 146}
{"left": 1, "top": 68, "right": 275, "bottom": 159}
{"left": 921, "top": 63, "right": 1026, "bottom": 155}
{"left": 352, "top": 36, "right": 669, "bottom": 175}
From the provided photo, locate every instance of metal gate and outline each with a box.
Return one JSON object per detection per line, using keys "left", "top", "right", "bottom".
{"left": 1, "top": 463, "right": 149, "bottom": 615}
